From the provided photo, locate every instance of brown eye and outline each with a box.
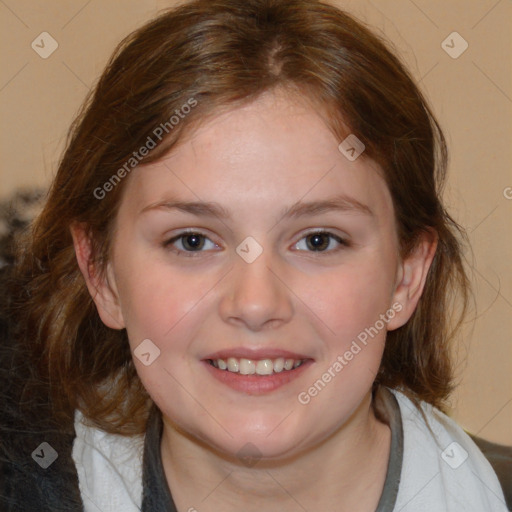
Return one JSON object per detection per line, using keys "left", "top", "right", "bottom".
{"left": 164, "top": 231, "right": 218, "bottom": 255}
{"left": 306, "top": 233, "right": 330, "bottom": 251}
{"left": 180, "top": 233, "right": 205, "bottom": 251}
{"left": 294, "top": 231, "right": 347, "bottom": 253}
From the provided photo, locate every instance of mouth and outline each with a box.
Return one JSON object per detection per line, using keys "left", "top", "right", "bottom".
{"left": 207, "top": 356, "right": 307, "bottom": 375}
{"left": 202, "top": 350, "right": 314, "bottom": 394}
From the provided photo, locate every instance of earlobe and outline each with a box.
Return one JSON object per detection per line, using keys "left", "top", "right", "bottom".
{"left": 387, "top": 230, "right": 438, "bottom": 331}
{"left": 70, "top": 222, "right": 125, "bottom": 330}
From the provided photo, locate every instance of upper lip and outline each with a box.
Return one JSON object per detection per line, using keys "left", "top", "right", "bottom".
{"left": 203, "top": 348, "right": 313, "bottom": 361}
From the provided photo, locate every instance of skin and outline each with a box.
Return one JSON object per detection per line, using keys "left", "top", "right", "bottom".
{"left": 73, "top": 88, "right": 437, "bottom": 512}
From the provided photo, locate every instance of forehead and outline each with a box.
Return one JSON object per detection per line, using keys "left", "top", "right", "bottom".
{"left": 121, "top": 90, "right": 394, "bottom": 223}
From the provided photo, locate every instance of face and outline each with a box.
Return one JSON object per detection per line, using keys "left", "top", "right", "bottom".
{"left": 78, "top": 89, "right": 431, "bottom": 460}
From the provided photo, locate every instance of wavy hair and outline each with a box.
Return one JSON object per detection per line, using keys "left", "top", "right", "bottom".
{"left": 7, "top": 0, "right": 470, "bottom": 435}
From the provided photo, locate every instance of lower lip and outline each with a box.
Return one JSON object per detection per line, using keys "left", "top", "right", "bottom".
{"left": 202, "top": 360, "right": 313, "bottom": 394}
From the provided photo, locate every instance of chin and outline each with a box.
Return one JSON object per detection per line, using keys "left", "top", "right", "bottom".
{"left": 191, "top": 413, "right": 313, "bottom": 464}
{"left": 214, "top": 433, "right": 305, "bottom": 465}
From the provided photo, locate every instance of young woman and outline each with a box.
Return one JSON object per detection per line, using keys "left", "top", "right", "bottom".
{"left": 1, "top": 1, "right": 510, "bottom": 511}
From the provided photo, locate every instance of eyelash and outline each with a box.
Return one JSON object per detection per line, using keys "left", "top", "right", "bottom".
{"left": 163, "top": 229, "right": 349, "bottom": 257}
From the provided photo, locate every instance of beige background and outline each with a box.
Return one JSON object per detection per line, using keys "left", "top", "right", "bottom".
{"left": 0, "top": 0, "right": 510, "bottom": 444}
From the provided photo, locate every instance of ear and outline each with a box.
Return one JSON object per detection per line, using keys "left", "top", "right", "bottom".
{"left": 70, "top": 222, "right": 125, "bottom": 330}
{"left": 387, "top": 229, "right": 438, "bottom": 331}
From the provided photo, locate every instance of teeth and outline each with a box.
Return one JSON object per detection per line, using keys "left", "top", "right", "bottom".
{"left": 227, "top": 357, "right": 239, "bottom": 372}
{"left": 255, "top": 359, "right": 273, "bottom": 375}
{"left": 239, "top": 359, "right": 256, "bottom": 375}
{"left": 273, "top": 358, "right": 285, "bottom": 372}
{"left": 211, "top": 357, "right": 305, "bottom": 375}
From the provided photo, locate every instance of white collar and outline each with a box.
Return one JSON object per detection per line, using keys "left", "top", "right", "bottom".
{"left": 72, "top": 389, "right": 508, "bottom": 511}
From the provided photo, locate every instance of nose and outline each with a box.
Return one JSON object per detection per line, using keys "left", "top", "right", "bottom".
{"left": 218, "top": 248, "right": 294, "bottom": 331}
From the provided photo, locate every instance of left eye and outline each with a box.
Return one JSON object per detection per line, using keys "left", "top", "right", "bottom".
{"left": 293, "top": 231, "right": 346, "bottom": 252}
{"left": 164, "top": 232, "right": 218, "bottom": 254}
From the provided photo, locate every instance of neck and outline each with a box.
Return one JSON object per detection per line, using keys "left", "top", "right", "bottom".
{"left": 160, "top": 391, "right": 391, "bottom": 512}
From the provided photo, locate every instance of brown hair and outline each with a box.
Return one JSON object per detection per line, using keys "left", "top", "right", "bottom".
{"left": 8, "top": 0, "right": 470, "bottom": 435}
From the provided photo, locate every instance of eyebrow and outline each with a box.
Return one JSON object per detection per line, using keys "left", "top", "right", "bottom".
{"left": 140, "top": 194, "right": 374, "bottom": 220}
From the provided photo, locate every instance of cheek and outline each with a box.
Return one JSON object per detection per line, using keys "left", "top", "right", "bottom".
{"left": 293, "top": 260, "right": 394, "bottom": 421}
{"left": 114, "top": 257, "right": 209, "bottom": 347}
{"left": 301, "top": 255, "right": 396, "bottom": 342}
{"left": 115, "top": 261, "right": 213, "bottom": 421}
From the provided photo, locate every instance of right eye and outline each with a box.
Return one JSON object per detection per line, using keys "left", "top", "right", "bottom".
{"left": 163, "top": 231, "right": 219, "bottom": 257}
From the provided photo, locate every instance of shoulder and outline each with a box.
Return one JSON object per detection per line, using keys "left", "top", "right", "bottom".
{"left": 72, "top": 410, "right": 145, "bottom": 511}
{"left": 469, "top": 434, "right": 512, "bottom": 510}
{"left": 389, "top": 388, "right": 510, "bottom": 512}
